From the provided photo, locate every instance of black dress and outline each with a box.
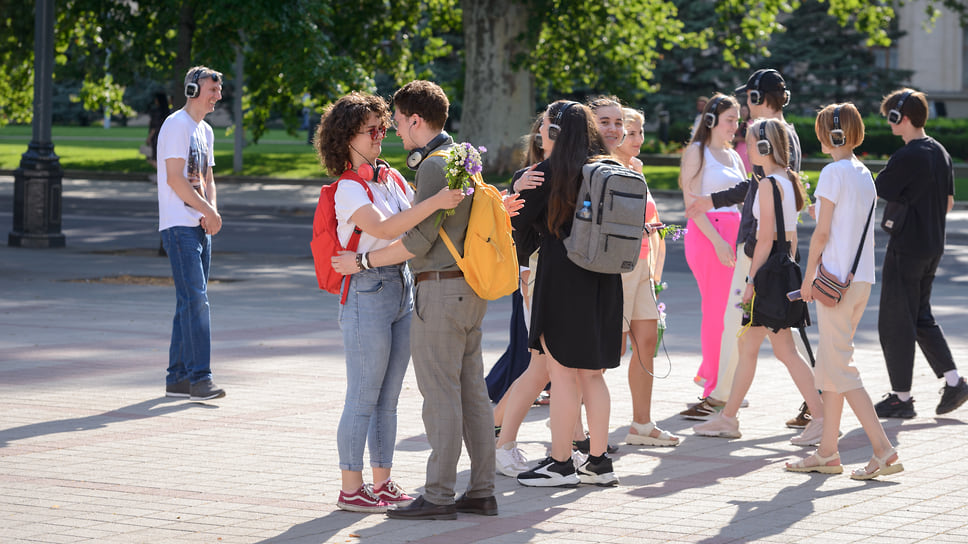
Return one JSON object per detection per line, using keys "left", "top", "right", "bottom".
{"left": 511, "top": 160, "right": 622, "bottom": 370}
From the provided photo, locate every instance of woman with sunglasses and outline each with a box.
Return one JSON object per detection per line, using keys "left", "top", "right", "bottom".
{"left": 314, "top": 92, "right": 464, "bottom": 513}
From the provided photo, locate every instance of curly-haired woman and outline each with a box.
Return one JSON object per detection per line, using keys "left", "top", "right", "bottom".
{"left": 314, "top": 91, "right": 464, "bottom": 513}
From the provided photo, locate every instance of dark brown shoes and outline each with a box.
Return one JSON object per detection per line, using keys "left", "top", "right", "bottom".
{"left": 455, "top": 494, "right": 498, "bottom": 516}
{"left": 386, "top": 496, "right": 457, "bottom": 520}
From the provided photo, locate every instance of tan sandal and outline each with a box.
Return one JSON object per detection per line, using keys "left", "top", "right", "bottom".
{"left": 785, "top": 450, "right": 843, "bottom": 474}
{"left": 625, "top": 421, "right": 679, "bottom": 447}
{"left": 850, "top": 447, "right": 903, "bottom": 480}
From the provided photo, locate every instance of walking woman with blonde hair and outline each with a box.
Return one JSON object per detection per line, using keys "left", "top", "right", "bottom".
{"left": 694, "top": 118, "right": 823, "bottom": 442}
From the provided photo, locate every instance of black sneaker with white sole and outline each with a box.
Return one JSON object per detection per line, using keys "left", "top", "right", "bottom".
{"left": 189, "top": 380, "right": 226, "bottom": 401}
{"left": 517, "top": 456, "right": 579, "bottom": 487}
{"left": 577, "top": 455, "right": 619, "bottom": 487}
{"left": 165, "top": 379, "right": 190, "bottom": 398}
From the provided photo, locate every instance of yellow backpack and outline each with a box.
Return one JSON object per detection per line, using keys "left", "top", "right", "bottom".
{"left": 430, "top": 151, "right": 518, "bottom": 300}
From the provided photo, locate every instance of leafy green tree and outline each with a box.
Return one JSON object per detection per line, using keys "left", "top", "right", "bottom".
{"left": 4, "top": 0, "right": 966, "bottom": 174}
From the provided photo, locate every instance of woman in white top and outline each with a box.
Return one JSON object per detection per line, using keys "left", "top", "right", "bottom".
{"left": 679, "top": 93, "right": 744, "bottom": 399}
{"left": 613, "top": 107, "right": 678, "bottom": 447}
{"left": 694, "top": 118, "right": 823, "bottom": 441}
{"left": 314, "top": 92, "right": 464, "bottom": 512}
{"left": 786, "top": 103, "right": 903, "bottom": 479}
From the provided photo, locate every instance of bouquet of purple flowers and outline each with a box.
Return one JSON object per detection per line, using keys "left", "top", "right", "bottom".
{"left": 435, "top": 142, "right": 486, "bottom": 227}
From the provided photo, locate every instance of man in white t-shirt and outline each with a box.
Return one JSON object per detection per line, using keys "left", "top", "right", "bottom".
{"left": 157, "top": 65, "right": 225, "bottom": 402}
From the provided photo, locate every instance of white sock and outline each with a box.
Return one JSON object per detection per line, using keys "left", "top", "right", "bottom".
{"left": 944, "top": 370, "right": 962, "bottom": 387}
{"left": 895, "top": 391, "right": 912, "bottom": 402}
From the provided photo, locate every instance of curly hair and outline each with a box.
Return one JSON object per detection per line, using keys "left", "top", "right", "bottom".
{"left": 313, "top": 92, "right": 390, "bottom": 176}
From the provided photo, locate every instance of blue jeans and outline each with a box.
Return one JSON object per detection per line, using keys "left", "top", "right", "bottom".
{"left": 161, "top": 226, "right": 212, "bottom": 386}
{"left": 337, "top": 264, "right": 413, "bottom": 471}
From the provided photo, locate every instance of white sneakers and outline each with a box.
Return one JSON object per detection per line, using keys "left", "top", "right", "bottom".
{"left": 693, "top": 412, "right": 742, "bottom": 439}
{"left": 789, "top": 417, "right": 824, "bottom": 446}
{"left": 496, "top": 441, "right": 531, "bottom": 477}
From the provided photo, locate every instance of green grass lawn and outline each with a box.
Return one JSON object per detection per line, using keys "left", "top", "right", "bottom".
{"left": 1, "top": 125, "right": 964, "bottom": 198}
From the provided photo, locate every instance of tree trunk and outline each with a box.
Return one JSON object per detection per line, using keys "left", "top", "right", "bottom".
{"left": 460, "top": 0, "right": 534, "bottom": 176}
{"left": 233, "top": 35, "right": 245, "bottom": 173}
{"left": 170, "top": 2, "right": 196, "bottom": 111}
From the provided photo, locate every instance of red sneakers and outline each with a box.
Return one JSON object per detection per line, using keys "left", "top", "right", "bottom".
{"left": 371, "top": 479, "right": 414, "bottom": 507}
{"left": 337, "top": 484, "right": 389, "bottom": 513}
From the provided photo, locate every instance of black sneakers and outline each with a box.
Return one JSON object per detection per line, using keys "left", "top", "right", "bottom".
{"left": 937, "top": 378, "right": 968, "bottom": 415}
{"left": 577, "top": 455, "right": 619, "bottom": 487}
{"left": 517, "top": 456, "right": 579, "bottom": 487}
{"left": 165, "top": 379, "right": 190, "bottom": 398}
{"left": 572, "top": 436, "right": 619, "bottom": 455}
{"left": 875, "top": 393, "right": 916, "bottom": 419}
{"left": 189, "top": 380, "right": 226, "bottom": 401}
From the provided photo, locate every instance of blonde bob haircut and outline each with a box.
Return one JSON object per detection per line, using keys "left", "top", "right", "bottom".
{"left": 815, "top": 103, "right": 864, "bottom": 150}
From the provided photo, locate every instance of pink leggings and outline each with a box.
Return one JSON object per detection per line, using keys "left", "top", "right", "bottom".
{"left": 684, "top": 212, "right": 741, "bottom": 397}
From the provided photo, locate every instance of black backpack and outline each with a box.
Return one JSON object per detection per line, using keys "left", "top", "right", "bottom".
{"left": 751, "top": 177, "right": 810, "bottom": 332}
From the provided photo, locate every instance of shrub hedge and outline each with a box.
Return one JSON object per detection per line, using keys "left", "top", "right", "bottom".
{"left": 648, "top": 115, "right": 968, "bottom": 161}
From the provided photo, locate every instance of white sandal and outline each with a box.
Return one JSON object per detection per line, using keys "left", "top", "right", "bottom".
{"left": 850, "top": 447, "right": 904, "bottom": 480}
{"left": 785, "top": 450, "right": 843, "bottom": 474}
{"left": 625, "top": 421, "right": 679, "bottom": 447}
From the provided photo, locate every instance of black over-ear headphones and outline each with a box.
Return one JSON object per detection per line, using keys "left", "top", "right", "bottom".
{"left": 887, "top": 91, "right": 912, "bottom": 125}
{"left": 756, "top": 122, "right": 773, "bottom": 156}
{"left": 830, "top": 106, "right": 846, "bottom": 147}
{"left": 406, "top": 131, "right": 449, "bottom": 170}
{"left": 704, "top": 96, "right": 725, "bottom": 128}
{"left": 548, "top": 101, "right": 578, "bottom": 141}
{"left": 748, "top": 69, "right": 791, "bottom": 108}
{"left": 185, "top": 70, "right": 220, "bottom": 99}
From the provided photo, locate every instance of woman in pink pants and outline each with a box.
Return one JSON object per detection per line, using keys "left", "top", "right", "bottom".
{"left": 679, "top": 93, "right": 745, "bottom": 398}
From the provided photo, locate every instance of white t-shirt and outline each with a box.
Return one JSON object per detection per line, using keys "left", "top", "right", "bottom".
{"left": 334, "top": 168, "right": 415, "bottom": 253}
{"left": 813, "top": 157, "right": 877, "bottom": 283}
{"left": 752, "top": 172, "right": 799, "bottom": 233}
{"left": 156, "top": 110, "right": 215, "bottom": 231}
{"left": 698, "top": 143, "right": 744, "bottom": 213}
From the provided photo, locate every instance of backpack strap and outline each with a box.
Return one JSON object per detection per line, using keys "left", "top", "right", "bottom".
{"left": 766, "top": 176, "right": 788, "bottom": 251}
{"left": 334, "top": 171, "right": 375, "bottom": 304}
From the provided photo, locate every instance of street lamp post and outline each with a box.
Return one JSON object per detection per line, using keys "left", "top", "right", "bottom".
{"left": 9, "top": 0, "right": 65, "bottom": 248}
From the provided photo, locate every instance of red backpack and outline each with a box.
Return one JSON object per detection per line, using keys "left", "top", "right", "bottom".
{"left": 310, "top": 164, "right": 408, "bottom": 304}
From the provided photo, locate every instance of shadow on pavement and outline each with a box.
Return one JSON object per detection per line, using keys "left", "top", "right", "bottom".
{"left": 0, "top": 397, "right": 214, "bottom": 448}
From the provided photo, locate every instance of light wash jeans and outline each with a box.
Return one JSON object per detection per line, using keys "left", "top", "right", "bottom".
{"left": 161, "top": 226, "right": 213, "bottom": 385}
{"left": 337, "top": 264, "right": 413, "bottom": 471}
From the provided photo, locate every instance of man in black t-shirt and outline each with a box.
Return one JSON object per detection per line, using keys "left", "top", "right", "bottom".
{"left": 873, "top": 88, "right": 967, "bottom": 418}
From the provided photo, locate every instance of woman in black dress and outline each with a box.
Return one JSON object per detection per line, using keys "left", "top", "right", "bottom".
{"left": 514, "top": 100, "right": 623, "bottom": 488}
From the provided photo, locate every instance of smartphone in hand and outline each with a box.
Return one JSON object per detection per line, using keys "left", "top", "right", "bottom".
{"left": 786, "top": 289, "right": 802, "bottom": 301}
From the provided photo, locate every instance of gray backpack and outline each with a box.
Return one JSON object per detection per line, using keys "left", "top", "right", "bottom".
{"left": 563, "top": 159, "right": 648, "bottom": 274}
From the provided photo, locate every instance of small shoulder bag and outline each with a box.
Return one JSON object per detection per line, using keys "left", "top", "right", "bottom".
{"left": 811, "top": 200, "right": 875, "bottom": 307}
